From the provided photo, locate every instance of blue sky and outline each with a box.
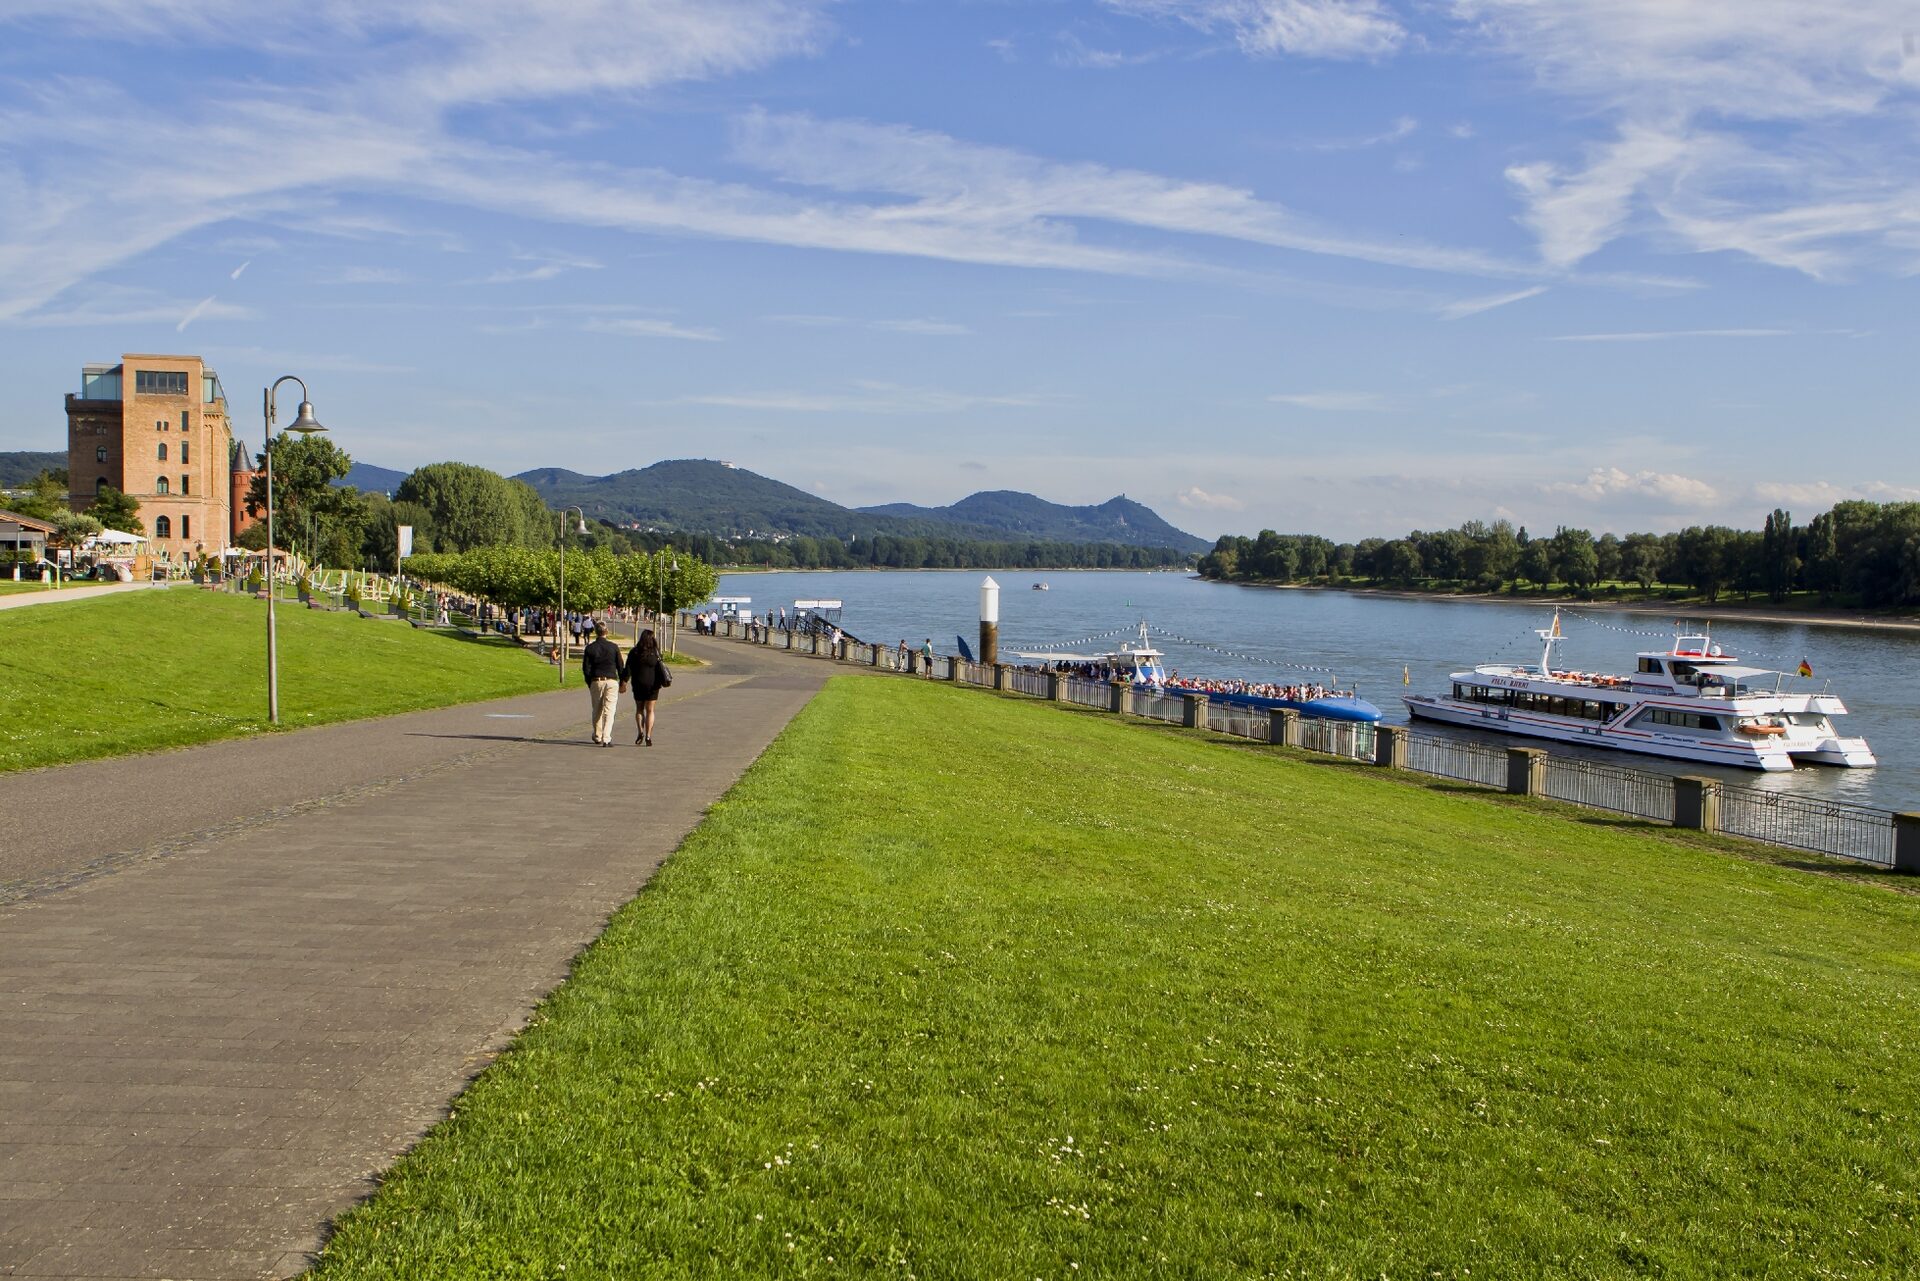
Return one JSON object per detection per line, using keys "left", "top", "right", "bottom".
{"left": 1, "top": 0, "right": 1916, "bottom": 540}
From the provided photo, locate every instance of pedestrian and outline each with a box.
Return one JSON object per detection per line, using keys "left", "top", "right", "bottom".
{"left": 920, "top": 637, "right": 935, "bottom": 677}
{"left": 582, "top": 620, "right": 624, "bottom": 747}
{"left": 897, "top": 639, "right": 909, "bottom": 671}
{"left": 625, "top": 627, "right": 672, "bottom": 746}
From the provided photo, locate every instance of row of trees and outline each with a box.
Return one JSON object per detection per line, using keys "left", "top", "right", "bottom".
{"left": 655, "top": 531, "right": 1191, "bottom": 571}
{"left": 1199, "top": 500, "right": 1920, "bottom": 606}
{"left": 402, "top": 546, "right": 719, "bottom": 621}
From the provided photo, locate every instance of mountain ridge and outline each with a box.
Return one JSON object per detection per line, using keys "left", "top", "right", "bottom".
{"left": 512, "top": 459, "right": 1205, "bottom": 551}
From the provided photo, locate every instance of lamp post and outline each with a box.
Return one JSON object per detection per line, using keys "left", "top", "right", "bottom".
{"left": 262, "top": 376, "right": 328, "bottom": 725}
{"left": 655, "top": 547, "right": 678, "bottom": 647}
{"left": 557, "top": 505, "right": 587, "bottom": 685}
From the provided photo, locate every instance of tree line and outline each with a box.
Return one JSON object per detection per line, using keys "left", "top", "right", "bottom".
{"left": 402, "top": 546, "right": 719, "bottom": 621}
{"left": 1199, "top": 501, "right": 1920, "bottom": 607}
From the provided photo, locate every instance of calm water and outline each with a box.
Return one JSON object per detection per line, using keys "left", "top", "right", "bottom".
{"left": 717, "top": 569, "right": 1920, "bottom": 813}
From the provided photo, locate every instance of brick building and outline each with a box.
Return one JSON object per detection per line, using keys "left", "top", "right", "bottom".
{"left": 65, "top": 354, "right": 254, "bottom": 559}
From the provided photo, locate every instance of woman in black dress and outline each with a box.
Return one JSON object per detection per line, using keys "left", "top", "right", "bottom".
{"left": 625, "top": 628, "right": 670, "bottom": 746}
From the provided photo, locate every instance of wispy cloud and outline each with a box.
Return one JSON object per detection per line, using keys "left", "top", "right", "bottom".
{"left": 1438, "top": 284, "right": 1547, "bottom": 319}
{"left": 1104, "top": 0, "right": 1405, "bottom": 60}
{"left": 2, "top": 284, "right": 252, "bottom": 328}
{"left": 1053, "top": 33, "right": 1165, "bottom": 69}
{"left": 322, "top": 266, "right": 414, "bottom": 285}
{"left": 1546, "top": 328, "right": 1807, "bottom": 343}
{"left": 175, "top": 294, "right": 218, "bottom": 331}
{"left": 586, "top": 316, "right": 722, "bottom": 342}
{"left": 683, "top": 381, "right": 1056, "bottom": 413}
{"left": 1176, "top": 486, "right": 1245, "bottom": 511}
{"left": 1289, "top": 114, "right": 1418, "bottom": 152}
{"left": 1268, "top": 390, "right": 1397, "bottom": 411}
{"left": 228, "top": 259, "right": 251, "bottom": 281}
{"left": 765, "top": 314, "right": 971, "bottom": 336}
{"left": 1544, "top": 467, "right": 1719, "bottom": 507}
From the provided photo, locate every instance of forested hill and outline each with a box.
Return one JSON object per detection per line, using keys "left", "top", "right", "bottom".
{"left": 512, "top": 459, "right": 1205, "bottom": 551}
{"left": 861, "top": 491, "right": 1208, "bottom": 554}
{"left": 0, "top": 450, "right": 65, "bottom": 487}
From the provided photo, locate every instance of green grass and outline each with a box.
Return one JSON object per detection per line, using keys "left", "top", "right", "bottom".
{"left": 311, "top": 678, "right": 1920, "bottom": 1280}
{"left": 0, "top": 579, "right": 92, "bottom": 594}
{"left": 0, "top": 588, "right": 569, "bottom": 772}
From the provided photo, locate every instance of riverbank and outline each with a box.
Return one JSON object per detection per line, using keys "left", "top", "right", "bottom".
{"left": 1219, "top": 578, "right": 1920, "bottom": 634}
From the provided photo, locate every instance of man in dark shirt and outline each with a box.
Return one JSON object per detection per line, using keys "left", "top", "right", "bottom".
{"left": 582, "top": 620, "right": 625, "bottom": 746}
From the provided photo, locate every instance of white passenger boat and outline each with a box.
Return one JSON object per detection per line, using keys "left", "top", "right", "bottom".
{"left": 1404, "top": 613, "right": 1875, "bottom": 772}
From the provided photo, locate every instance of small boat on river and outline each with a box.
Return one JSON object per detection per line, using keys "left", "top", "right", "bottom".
{"left": 1013, "top": 623, "right": 1382, "bottom": 723}
{"left": 1404, "top": 612, "right": 1875, "bottom": 771}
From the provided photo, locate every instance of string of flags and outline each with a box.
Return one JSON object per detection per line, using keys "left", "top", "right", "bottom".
{"left": 1558, "top": 609, "right": 1818, "bottom": 677}
{"left": 1142, "top": 627, "right": 1347, "bottom": 676}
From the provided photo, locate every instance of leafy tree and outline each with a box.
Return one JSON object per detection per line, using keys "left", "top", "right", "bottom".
{"left": 90, "top": 485, "right": 144, "bottom": 535}
{"left": 1549, "top": 526, "right": 1599, "bottom": 591}
{"left": 244, "top": 432, "right": 368, "bottom": 566}
{"left": 7, "top": 470, "right": 69, "bottom": 522}
{"left": 51, "top": 510, "right": 103, "bottom": 544}
{"left": 1619, "top": 532, "right": 1665, "bottom": 591}
{"left": 394, "top": 462, "right": 554, "bottom": 552}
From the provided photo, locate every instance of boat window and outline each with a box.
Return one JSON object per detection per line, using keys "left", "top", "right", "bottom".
{"left": 1639, "top": 658, "right": 1659, "bottom": 674}
{"left": 1640, "top": 708, "right": 1726, "bottom": 732}
{"left": 1582, "top": 700, "right": 1603, "bottom": 719}
{"left": 1671, "top": 662, "right": 1698, "bottom": 681}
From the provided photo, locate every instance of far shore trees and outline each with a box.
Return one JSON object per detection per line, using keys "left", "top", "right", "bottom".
{"left": 1197, "top": 498, "right": 1920, "bottom": 609}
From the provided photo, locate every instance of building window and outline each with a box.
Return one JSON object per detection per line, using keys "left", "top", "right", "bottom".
{"left": 95, "top": 446, "right": 107, "bottom": 463}
{"left": 156, "top": 477, "right": 170, "bottom": 495}
{"left": 180, "top": 411, "right": 189, "bottom": 432}
{"left": 95, "top": 477, "right": 106, "bottom": 495}
{"left": 155, "top": 515, "right": 172, "bottom": 538}
{"left": 180, "top": 439, "right": 189, "bottom": 464}
{"left": 180, "top": 515, "right": 190, "bottom": 540}
{"left": 158, "top": 442, "right": 168, "bottom": 461}
{"left": 156, "top": 419, "right": 167, "bottom": 432}
{"left": 135, "top": 370, "right": 190, "bottom": 396}
{"left": 180, "top": 474, "right": 190, "bottom": 496}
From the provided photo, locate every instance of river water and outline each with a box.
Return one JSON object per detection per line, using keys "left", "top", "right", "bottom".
{"left": 715, "top": 569, "right": 1920, "bottom": 814}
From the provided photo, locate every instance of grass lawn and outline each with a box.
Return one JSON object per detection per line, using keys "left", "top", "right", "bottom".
{"left": 0, "top": 579, "right": 91, "bottom": 595}
{"left": 0, "top": 588, "right": 570, "bottom": 772}
{"left": 312, "top": 678, "right": 1920, "bottom": 1280}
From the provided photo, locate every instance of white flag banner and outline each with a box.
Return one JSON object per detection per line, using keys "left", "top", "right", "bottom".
{"left": 397, "top": 524, "right": 414, "bottom": 561}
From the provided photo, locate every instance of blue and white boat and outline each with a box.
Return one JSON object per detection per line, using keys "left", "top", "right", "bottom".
{"left": 1014, "top": 623, "right": 1382, "bottom": 723}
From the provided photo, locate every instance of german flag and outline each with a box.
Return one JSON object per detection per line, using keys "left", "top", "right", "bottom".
{"left": 1797, "top": 659, "right": 1814, "bottom": 678}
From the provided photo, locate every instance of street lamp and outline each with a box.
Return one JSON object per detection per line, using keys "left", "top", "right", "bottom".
{"left": 262, "top": 376, "right": 328, "bottom": 725}
{"left": 557, "top": 505, "right": 587, "bottom": 686}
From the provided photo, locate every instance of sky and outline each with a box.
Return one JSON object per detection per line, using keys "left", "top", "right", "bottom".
{"left": 1, "top": 0, "right": 1917, "bottom": 542}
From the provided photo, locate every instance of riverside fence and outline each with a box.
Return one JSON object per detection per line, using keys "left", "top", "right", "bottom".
{"left": 692, "top": 613, "right": 1917, "bottom": 872}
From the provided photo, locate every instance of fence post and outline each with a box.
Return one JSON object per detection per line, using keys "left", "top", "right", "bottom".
{"left": 1181, "top": 693, "right": 1208, "bottom": 729}
{"left": 993, "top": 664, "right": 1009, "bottom": 691}
{"left": 1373, "top": 724, "right": 1407, "bottom": 769}
{"left": 1674, "top": 777, "right": 1721, "bottom": 832}
{"left": 1269, "top": 708, "right": 1300, "bottom": 747}
{"left": 1108, "top": 680, "right": 1129, "bottom": 715}
{"left": 947, "top": 657, "right": 964, "bottom": 683}
{"left": 1047, "top": 672, "right": 1063, "bottom": 702}
{"left": 1505, "top": 748, "right": 1545, "bottom": 797}
{"left": 869, "top": 644, "right": 880, "bottom": 667}
{"left": 1893, "top": 813, "right": 1920, "bottom": 874}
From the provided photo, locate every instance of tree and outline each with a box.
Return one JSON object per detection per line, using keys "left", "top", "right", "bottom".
{"left": 1549, "top": 526, "right": 1599, "bottom": 591}
{"left": 51, "top": 510, "right": 103, "bottom": 544}
{"left": 90, "top": 486, "right": 144, "bottom": 535}
{"left": 244, "top": 432, "right": 368, "bottom": 566}
{"left": 1619, "top": 532, "right": 1665, "bottom": 591}
{"left": 1761, "top": 508, "right": 1798, "bottom": 603}
{"left": 1594, "top": 532, "right": 1622, "bottom": 584}
{"left": 7, "top": 471, "right": 68, "bottom": 522}
{"left": 394, "top": 462, "right": 554, "bottom": 552}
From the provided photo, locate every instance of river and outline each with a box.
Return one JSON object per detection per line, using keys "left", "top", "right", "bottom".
{"left": 714, "top": 568, "right": 1920, "bottom": 814}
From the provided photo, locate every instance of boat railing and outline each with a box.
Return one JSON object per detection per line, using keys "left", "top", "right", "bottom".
{"left": 1715, "top": 786, "right": 1895, "bottom": 866}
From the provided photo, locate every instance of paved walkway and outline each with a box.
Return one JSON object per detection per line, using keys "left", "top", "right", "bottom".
{"left": 0, "top": 582, "right": 158, "bottom": 612}
{"left": 0, "top": 636, "right": 832, "bottom": 1279}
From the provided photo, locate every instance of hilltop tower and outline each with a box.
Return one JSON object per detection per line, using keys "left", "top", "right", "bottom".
{"left": 65, "top": 354, "right": 234, "bottom": 560}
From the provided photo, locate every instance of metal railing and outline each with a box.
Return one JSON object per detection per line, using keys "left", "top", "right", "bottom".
{"left": 956, "top": 661, "right": 995, "bottom": 688}
{"left": 1299, "top": 718, "right": 1376, "bottom": 762}
{"left": 1206, "top": 702, "right": 1267, "bottom": 740}
{"left": 1404, "top": 733, "right": 1508, "bottom": 790}
{"left": 1538, "top": 756, "right": 1675, "bottom": 822}
{"left": 1062, "top": 678, "right": 1111, "bottom": 709}
{"left": 1717, "top": 786, "right": 1895, "bottom": 867}
{"left": 1006, "top": 669, "right": 1052, "bottom": 698}
{"left": 1131, "top": 690, "right": 1186, "bottom": 723}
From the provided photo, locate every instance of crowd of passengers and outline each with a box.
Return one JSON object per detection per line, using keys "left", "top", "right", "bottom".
{"left": 1004, "top": 660, "right": 1345, "bottom": 702}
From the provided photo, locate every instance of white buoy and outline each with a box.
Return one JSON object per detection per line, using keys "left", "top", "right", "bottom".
{"left": 979, "top": 575, "right": 1000, "bottom": 666}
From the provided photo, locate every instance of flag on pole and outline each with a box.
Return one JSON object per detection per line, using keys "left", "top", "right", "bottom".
{"left": 1403, "top": 665, "right": 1411, "bottom": 686}
{"left": 1797, "top": 659, "right": 1813, "bottom": 678}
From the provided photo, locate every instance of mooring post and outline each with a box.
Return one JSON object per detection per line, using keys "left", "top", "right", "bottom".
{"left": 1269, "top": 708, "right": 1300, "bottom": 747}
{"left": 1674, "top": 777, "right": 1721, "bottom": 832}
{"left": 1373, "top": 724, "right": 1407, "bottom": 769}
{"left": 1892, "top": 814, "right": 1920, "bottom": 874}
{"left": 979, "top": 576, "right": 999, "bottom": 667}
{"left": 1506, "top": 747, "right": 1546, "bottom": 797}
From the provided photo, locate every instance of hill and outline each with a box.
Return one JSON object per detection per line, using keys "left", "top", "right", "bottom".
{"left": 862, "top": 490, "right": 1208, "bottom": 553}
{"left": 513, "top": 459, "right": 1204, "bottom": 550}
{"left": 339, "top": 461, "right": 409, "bottom": 494}
{"left": 0, "top": 450, "right": 65, "bottom": 487}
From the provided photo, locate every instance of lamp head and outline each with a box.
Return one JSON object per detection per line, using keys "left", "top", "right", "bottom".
{"left": 287, "top": 400, "right": 327, "bottom": 434}
{"left": 577, "top": 519, "right": 588, "bottom": 535}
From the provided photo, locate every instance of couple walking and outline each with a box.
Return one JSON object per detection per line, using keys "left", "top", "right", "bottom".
{"left": 582, "top": 621, "right": 672, "bottom": 747}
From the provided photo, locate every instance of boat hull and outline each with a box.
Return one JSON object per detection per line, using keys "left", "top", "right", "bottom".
{"left": 1196, "top": 690, "right": 1383, "bottom": 723}
{"left": 1404, "top": 695, "right": 1802, "bottom": 770}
